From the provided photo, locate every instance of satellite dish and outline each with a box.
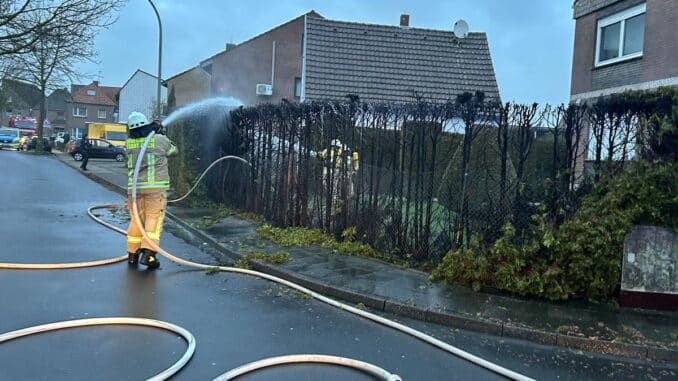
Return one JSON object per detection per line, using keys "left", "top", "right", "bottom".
{"left": 453, "top": 19, "right": 469, "bottom": 38}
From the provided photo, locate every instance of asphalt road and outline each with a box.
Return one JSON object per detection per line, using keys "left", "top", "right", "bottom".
{"left": 1, "top": 150, "right": 676, "bottom": 381}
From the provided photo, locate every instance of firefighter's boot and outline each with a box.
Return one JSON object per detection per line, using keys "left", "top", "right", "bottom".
{"left": 128, "top": 251, "right": 139, "bottom": 265}
{"left": 139, "top": 249, "right": 160, "bottom": 269}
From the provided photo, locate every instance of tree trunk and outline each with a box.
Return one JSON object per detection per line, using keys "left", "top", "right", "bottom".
{"left": 36, "top": 83, "right": 47, "bottom": 151}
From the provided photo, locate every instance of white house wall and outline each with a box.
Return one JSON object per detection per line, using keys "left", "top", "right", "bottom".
{"left": 118, "top": 71, "right": 167, "bottom": 122}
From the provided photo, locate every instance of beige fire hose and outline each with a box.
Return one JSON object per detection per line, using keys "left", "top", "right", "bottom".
{"left": 0, "top": 131, "right": 534, "bottom": 381}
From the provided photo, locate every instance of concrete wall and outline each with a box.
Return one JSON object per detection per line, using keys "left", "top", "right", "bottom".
{"left": 166, "top": 67, "right": 211, "bottom": 109}
{"left": 570, "top": 0, "right": 678, "bottom": 100}
{"left": 622, "top": 225, "right": 677, "bottom": 295}
{"left": 210, "top": 15, "right": 304, "bottom": 105}
{"left": 119, "top": 71, "right": 167, "bottom": 122}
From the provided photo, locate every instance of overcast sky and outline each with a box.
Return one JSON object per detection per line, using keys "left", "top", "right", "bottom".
{"left": 77, "top": 0, "right": 575, "bottom": 105}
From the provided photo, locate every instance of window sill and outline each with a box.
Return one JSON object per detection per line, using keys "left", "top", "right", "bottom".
{"left": 594, "top": 54, "right": 642, "bottom": 69}
{"left": 72, "top": 115, "right": 87, "bottom": 118}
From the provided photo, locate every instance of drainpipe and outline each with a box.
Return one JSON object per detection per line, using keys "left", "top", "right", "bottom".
{"left": 271, "top": 40, "right": 276, "bottom": 91}
{"left": 300, "top": 15, "right": 308, "bottom": 102}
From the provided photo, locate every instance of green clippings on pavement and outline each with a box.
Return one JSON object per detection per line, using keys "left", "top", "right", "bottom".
{"left": 204, "top": 267, "right": 220, "bottom": 275}
{"left": 556, "top": 324, "right": 584, "bottom": 337}
{"left": 233, "top": 259, "right": 251, "bottom": 269}
{"left": 245, "top": 250, "right": 290, "bottom": 265}
{"left": 256, "top": 224, "right": 408, "bottom": 267}
{"left": 194, "top": 204, "right": 234, "bottom": 228}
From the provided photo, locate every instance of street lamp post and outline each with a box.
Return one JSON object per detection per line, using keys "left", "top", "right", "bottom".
{"left": 147, "top": 0, "right": 162, "bottom": 118}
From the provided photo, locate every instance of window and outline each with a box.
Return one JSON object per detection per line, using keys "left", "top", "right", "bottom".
{"left": 73, "top": 106, "right": 87, "bottom": 117}
{"left": 86, "top": 89, "right": 96, "bottom": 96}
{"left": 105, "top": 132, "right": 127, "bottom": 142}
{"left": 294, "top": 77, "right": 302, "bottom": 98}
{"left": 97, "top": 109, "right": 107, "bottom": 119}
{"left": 595, "top": 3, "right": 645, "bottom": 66}
{"left": 95, "top": 140, "right": 111, "bottom": 148}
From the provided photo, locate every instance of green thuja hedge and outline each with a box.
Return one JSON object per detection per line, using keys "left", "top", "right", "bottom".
{"left": 432, "top": 161, "right": 678, "bottom": 301}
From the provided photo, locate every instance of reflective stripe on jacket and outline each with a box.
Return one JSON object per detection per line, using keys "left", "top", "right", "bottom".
{"left": 126, "top": 134, "right": 177, "bottom": 193}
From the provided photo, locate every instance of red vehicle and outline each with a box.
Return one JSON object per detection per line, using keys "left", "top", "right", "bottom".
{"left": 8, "top": 116, "right": 49, "bottom": 136}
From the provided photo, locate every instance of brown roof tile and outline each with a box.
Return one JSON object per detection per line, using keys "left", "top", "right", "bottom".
{"left": 304, "top": 17, "right": 500, "bottom": 103}
{"left": 71, "top": 81, "right": 120, "bottom": 106}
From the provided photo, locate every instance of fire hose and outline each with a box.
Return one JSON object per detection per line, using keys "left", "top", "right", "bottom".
{"left": 0, "top": 130, "right": 534, "bottom": 381}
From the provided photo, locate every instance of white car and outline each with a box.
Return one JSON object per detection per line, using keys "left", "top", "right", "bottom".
{"left": 54, "top": 132, "right": 67, "bottom": 144}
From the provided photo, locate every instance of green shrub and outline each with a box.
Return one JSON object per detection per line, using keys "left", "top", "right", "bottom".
{"left": 431, "top": 249, "right": 489, "bottom": 291}
{"left": 432, "top": 161, "right": 677, "bottom": 302}
{"left": 551, "top": 161, "right": 677, "bottom": 300}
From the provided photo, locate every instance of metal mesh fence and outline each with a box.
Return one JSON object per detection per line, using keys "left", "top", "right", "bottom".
{"left": 169, "top": 94, "right": 665, "bottom": 262}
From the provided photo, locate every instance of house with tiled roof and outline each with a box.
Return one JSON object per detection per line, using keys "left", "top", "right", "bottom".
{"left": 303, "top": 16, "right": 500, "bottom": 103}
{"left": 191, "top": 12, "right": 499, "bottom": 106}
{"left": 65, "top": 81, "right": 120, "bottom": 137}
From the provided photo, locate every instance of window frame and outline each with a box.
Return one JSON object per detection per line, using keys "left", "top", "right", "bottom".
{"left": 97, "top": 109, "right": 107, "bottom": 119}
{"left": 73, "top": 106, "right": 87, "bottom": 118}
{"left": 594, "top": 3, "right": 646, "bottom": 67}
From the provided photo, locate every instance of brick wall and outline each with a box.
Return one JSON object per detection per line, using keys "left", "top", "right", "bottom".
{"left": 166, "top": 67, "right": 211, "bottom": 109}
{"left": 642, "top": 0, "right": 678, "bottom": 82}
{"left": 570, "top": 0, "right": 677, "bottom": 98}
{"left": 591, "top": 58, "right": 643, "bottom": 90}
{"left": 211, "top": 16, "right": 304, "bottom": 105}
{"left": 573, "top": 0, "right": 643, "bottom": 19}
{"left": 65, "top": 103, "right": 116, "bottom": 133}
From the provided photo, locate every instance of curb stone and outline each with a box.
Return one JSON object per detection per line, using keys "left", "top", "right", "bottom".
{"left": 647, "top": 347, "right": 678, "bottom": 362}
{"left": 425, "top": 309, "right": 503, "bottom": 336}
{"left": 384, "top": 300, "right": 427, "bottom": 321}
{"left": 556, "top": 334, "right": 647, "bottom": 359}
{"left": 55, "top": 154, "right": 678, "bottom": 363}
{"left": 502, "top": 325, "right": 558, "bottom": 346}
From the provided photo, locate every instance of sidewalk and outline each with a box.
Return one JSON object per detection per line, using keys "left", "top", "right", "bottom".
{"left": 53, "top": 151, "right": 678, "bottom": 362}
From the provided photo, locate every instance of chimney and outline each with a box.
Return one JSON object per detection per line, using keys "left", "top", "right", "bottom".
{"left": 225, "top": 43, "right": 237, "bottom": 51}
{"left": 400, "top": 14, "right": 410, "bottom": 27}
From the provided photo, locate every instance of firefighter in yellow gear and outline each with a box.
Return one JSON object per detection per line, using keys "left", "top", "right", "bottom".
{"left": 125, "top": 111, "right": 177, "bottom": 269}
{"left": 320, "top": 139, "right": 360, "bottom": 198}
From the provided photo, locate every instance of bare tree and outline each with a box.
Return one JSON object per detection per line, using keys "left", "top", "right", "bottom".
{"left": 5, "top": 0, "right": 125, "bottom": 147}
{"left": 1, "top": 0, "right": 53, "bottom": 56}
{"left": 509, "top": 103, "right": 542, "bottom": 231}
{"left": 455, "top": 91, "right": 486, "bottom": 248}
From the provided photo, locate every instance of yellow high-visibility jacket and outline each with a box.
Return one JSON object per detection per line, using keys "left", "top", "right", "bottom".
{"left": 126, "top": 134, "right": 177, "bottom": 193}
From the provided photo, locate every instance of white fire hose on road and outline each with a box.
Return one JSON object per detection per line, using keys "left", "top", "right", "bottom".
{"left": 0, "top": 130, "right": 534, "bottom": 381}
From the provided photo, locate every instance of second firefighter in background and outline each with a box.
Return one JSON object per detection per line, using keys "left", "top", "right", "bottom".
{"left": 125, "top": 111, "right": 177, "bottom": 269}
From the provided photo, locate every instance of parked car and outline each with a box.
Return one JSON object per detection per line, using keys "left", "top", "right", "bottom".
{"left": 0, "top": 128, "right": 21, "bottom": 150}
{"left": 26, "top": 137, "right": 52, "bottom": 152}
{"left": 70, "top": 138, "right": 126, "bottom": 162}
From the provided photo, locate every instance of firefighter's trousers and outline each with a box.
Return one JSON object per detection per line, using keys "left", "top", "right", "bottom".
{"left": 126, "top": 191, "right": 166, "bottom": 253}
